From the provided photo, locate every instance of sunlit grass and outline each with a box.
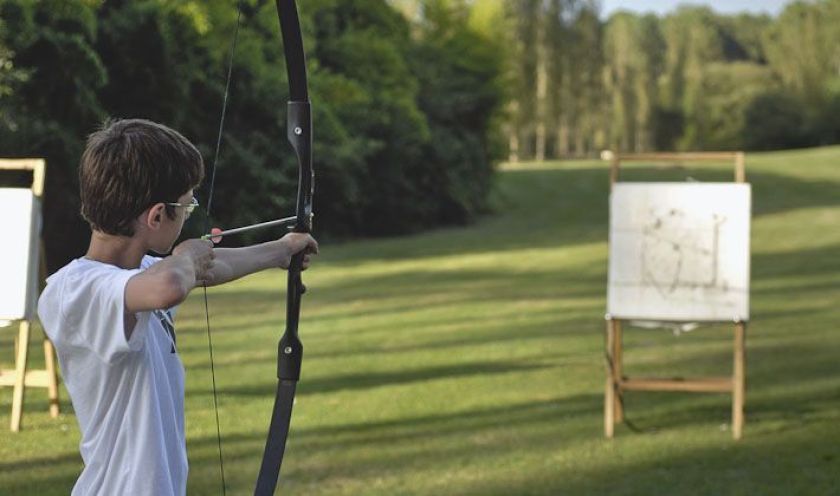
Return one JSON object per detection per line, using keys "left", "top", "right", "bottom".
{"left": 2, "top": 146, "right": 840, "bottom": 494}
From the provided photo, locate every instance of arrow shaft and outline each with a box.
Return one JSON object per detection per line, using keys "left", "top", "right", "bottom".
{"left": 202, "top": 215, "right": 297, "bottom": 239}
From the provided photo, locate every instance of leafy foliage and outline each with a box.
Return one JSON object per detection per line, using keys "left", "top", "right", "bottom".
{"left": 0, "top": 0, "right": 107, "bottom": 270}
{"left": 0, "top": 0, "right": 505, "bottom": 267}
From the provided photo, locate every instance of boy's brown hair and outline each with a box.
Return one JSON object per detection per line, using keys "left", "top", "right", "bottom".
{"left": 79, "top": 119, "right": 204, "bottom": 236}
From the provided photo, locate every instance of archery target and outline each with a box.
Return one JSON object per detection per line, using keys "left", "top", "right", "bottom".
{"left": 607, "top": 182, "right": 751, "bottom": 322}
{"left": 0, "top": 188, "right": 41, "bottom": 322}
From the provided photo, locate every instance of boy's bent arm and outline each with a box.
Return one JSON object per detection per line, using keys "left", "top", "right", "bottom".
{"left": 125, "top": 254, "right": 196, "bottom": 313}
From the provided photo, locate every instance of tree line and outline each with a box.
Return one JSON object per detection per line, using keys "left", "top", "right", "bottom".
{"left": 0, "top": 0, "right": 506, "bottom": 269}
{"left": 493, "top": 0, "right": 840, "bottom": 160}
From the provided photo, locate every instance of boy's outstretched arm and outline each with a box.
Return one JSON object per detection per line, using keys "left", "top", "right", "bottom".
{"left": 122, "top": 232, "right": 317, "bottom": 326}
{"left": 206, "top": 232, "right": 318, "bottom": 287}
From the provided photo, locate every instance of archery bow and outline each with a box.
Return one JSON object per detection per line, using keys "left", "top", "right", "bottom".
{"left": 203, "top": 1, "right": 313, "bottom": 494}
{"left": 254, "top": 1, "right": 313, "bottom": 493}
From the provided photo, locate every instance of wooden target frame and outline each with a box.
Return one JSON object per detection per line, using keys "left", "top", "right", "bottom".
{"left": 603, "top": 151, "right": 748, "bottom": 440}
{"left": 0, "top": 159, "right": 60, "bottom": 431}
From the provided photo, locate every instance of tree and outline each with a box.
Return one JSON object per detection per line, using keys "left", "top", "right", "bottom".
{"left": 603, "top": 12, "right": 663, "bottom": 152}
{"left": 661, "top": 7, "right": 724, "bottom": 150}
{"left": 0, "top": 0, "right": 107, "bottom": 269}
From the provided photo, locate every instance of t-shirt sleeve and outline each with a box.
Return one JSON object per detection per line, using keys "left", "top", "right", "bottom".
{"left": 62, "top": 265, "right": 150, "bottom": 363}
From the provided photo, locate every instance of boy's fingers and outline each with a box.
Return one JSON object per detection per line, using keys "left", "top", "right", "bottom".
{"left": 209, "top": 228, "right": 223, "bottom": 245}
{"left": 305, "top": 236, "right": 319, "bottom": 254}
{"left": 292, "top": 235, "right": 318, "bottom": 255}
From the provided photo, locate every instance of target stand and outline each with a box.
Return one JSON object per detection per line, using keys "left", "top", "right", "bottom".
{"left": 603, "top": 151, "right": 749, "bottom": 440}
{"left": 0, "top": 159, "right": 60, "bottom": 432}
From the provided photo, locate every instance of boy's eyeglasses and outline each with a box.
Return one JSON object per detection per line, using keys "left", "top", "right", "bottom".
{"left": 165, "top": 197, "right": 199, "bottom": 218}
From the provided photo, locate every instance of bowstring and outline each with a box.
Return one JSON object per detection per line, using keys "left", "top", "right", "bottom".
{"left": 202, "top": 5, "right": 244, "bottom": 496}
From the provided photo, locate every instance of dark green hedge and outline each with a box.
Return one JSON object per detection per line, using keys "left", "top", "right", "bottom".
{"left": 0, "top": 0, "right": 505, "bottom": 270}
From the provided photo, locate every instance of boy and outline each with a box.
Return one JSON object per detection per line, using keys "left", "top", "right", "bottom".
{"left": 37, "top": 119, "right": 318, "bottom": 495}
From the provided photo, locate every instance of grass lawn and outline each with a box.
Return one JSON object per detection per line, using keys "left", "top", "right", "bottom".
{"left": 2, "top": 146, "right": 840, "bottom": 495}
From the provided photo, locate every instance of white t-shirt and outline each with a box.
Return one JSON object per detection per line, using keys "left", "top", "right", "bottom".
{"left": 38, "top": 255, "right": 187, "bottom": 496}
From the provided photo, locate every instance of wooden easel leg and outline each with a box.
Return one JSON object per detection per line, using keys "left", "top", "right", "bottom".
{"left": 604, "top": 318, "right": 616, "bottom": 438}
{"left": 11, "top": 321, "right": 31, "bottom": 432}
{"left": 732, "top": 322, "right": 746, "bottom": 440}
{"left": 614, "top": 319, "right": 624, "bottom": 423}
{"left": 44, "top": 339, "right": 60, "bottom": 417}
{"left": 40, "top": 239, "right": 60, "bottom": 418}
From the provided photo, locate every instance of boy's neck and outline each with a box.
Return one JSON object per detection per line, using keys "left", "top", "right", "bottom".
{"left": 86, "top": 231, "right": 149, "bottom": 269}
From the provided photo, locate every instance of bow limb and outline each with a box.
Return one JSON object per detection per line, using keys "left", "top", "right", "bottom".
{"left": 254, "top": 0, "right": 313, "bottom": 494}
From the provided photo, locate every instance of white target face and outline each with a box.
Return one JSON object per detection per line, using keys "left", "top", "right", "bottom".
{"left": 607, "top": 183, "right": 750, "bottom": 322}
{"left": 0, "top": 189, "right": 41, "bottom": 322}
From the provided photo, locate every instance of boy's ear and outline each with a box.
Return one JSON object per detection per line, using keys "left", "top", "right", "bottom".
{"left": 144, "top": 203, "right": 166, "bottom": 230}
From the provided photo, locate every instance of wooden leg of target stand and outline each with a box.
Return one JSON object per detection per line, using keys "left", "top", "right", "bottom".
{"left": 613, "top": 320, "right": 624, "bottom": 424}
{"left": 605, "top": 318, "right": 620, "bottom": 438}
{"left": 44, "top": 339, "right": 60, "bottom": 417}
{"left": 11, "top": 321, "right": 31, "bottom": 432}
{"left": 40, "top": 243, "right": 60, "bottom": 418}
{"left": 732, "top": 322, "right": 746, "bottom": 440}
{"left": 604, "top": 319, "right": 614, "bottom": 438}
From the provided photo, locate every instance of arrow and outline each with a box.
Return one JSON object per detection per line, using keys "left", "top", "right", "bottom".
{"left": 201, "top": 215, "right": 298, "bottom": 242}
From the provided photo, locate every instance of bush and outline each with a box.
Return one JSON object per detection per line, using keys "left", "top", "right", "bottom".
{"left": 0, "top": 0, "right": 505, "bottom": 267}
{"left": 743, "top": 92, "right": 812, "bottom": 150}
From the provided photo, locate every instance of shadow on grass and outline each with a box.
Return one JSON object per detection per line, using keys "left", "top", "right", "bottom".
{"left": 198, "top": 359, "right": 552, "bottom": 398}
{"left": 468, "top": 429, "right": 840, "bottom": 495}
{"left": 182, "top": 393, "right": 606, "bottom": 491}
{"left": 0, "top": 452, "right": 81, "bottom": 496}
{"left": 753, "top": 243, "right": 840, "bottom": 281}
{"left": 184, "top": 381, "right": 840, "bottom": 495}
